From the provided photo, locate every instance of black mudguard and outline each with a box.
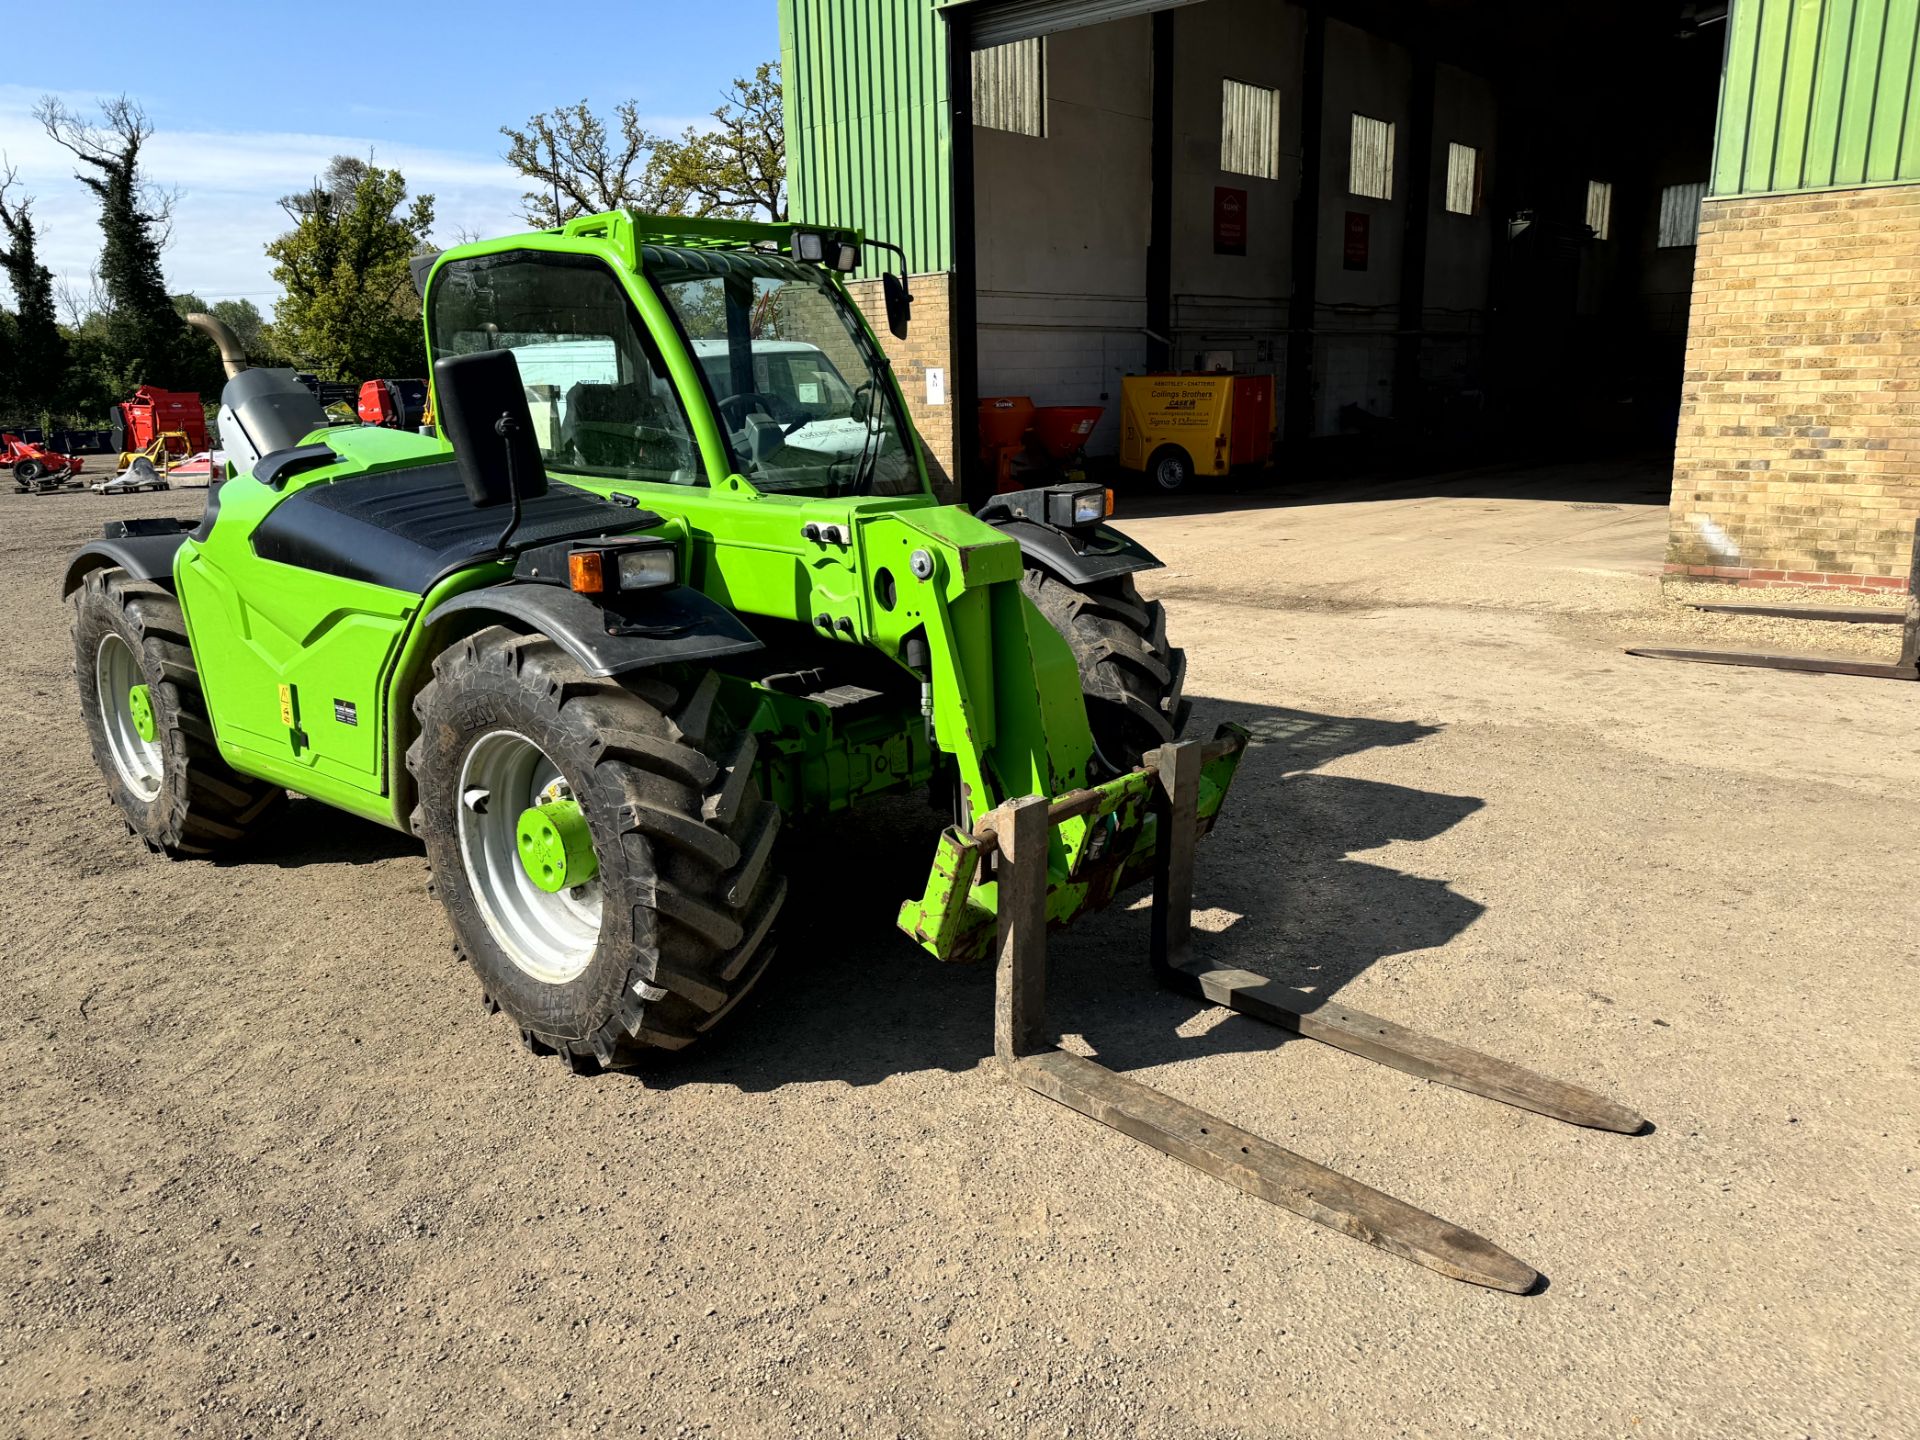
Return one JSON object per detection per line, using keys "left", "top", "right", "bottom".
{"left": 423, "top": 581, "right": 762, "bottom": 678}
{"left": 984, "top": 516, "right": 1163, "bottom": 588}
{"left": 60, "top": 518, "right": 198, "bottom": 597}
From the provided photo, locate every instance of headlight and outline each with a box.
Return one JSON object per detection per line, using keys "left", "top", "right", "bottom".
{"left": 567, "top": 540, "right": 677, "bottom": 595}
{"left": 792, "top": 229, "right": 826, "bottom": 263}
{"left": 615, "top": 545, "right": 677, "bottom": 592}
{"left": 1045, "top": 486, "right": 1114, "bottom": 529}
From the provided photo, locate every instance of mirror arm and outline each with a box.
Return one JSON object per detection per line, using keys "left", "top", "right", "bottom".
{"left": 493, "top": 412, "right": 527, "bottom": 559}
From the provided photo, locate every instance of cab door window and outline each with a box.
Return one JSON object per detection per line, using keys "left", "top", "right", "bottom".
{"left": 429, "top": 250, "right": 704, "bottom": 486}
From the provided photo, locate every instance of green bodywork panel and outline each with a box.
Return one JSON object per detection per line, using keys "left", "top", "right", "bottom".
{"left": 167, "top": 210, "right": 1237, "bottom": 961}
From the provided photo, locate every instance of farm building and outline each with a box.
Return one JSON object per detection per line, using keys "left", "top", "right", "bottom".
{"left": 776, "top": 0, "right": 1920, "bottom": 590}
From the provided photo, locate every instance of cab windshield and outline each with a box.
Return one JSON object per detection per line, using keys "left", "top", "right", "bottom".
{"left": 648, "top": 249, "right": 918, "bottom": 497}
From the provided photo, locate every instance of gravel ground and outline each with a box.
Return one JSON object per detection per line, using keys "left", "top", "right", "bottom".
{"left": 3, "top": 461, "right": 1915, "bottom": 1438}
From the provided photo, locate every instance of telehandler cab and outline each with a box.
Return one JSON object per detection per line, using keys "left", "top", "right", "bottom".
{"left": 66, "top": 212, "right": 1640, "bottom": 1289}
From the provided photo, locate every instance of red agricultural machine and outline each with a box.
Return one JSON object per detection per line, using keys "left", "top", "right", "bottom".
{"left": 978, "top": 395, "right": 1105, "bottom": 493}
{"left": 5, "top": 433, "right": 86, "bottom": 493}
{"left": 111, "top": 386, "right": 207, "bottom": 461}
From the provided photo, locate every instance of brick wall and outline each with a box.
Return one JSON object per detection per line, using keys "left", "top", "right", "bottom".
{"left": 1666, "top": 183, "right": 1920, "bottom": 593}
{"left": 844, "top": 272, "right": 960, "bottom": 504}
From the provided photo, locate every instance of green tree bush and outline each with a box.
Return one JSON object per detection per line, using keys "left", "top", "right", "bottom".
{"left": 0, "top": 163, "right": 68, "bottom": 422}
{"left": 266, "top": 156, "right": 435, "bottom": 380}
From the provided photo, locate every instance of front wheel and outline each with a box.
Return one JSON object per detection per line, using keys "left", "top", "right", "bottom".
{"left": 408, "top": 629, "right": 786, "bottom": 1071}
{"left": 1022, "top": 567, "right": 1190, "bottom": 780}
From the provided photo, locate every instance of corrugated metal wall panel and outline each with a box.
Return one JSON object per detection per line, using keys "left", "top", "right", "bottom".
{"left": 1658, "top": 180, "right": 1708, "bottom": 245}
{"left": 1349, "top": 113, "right": 1395, "bottom": 200}
{"left": 779, "top": 0, "right": 954, "bottom": 273}
{"left": 1712, "top": 0, "right": 1920, "bottom": 195}
{"left": 1585, "top": 178, "right": 1614, "bottom": 239}
{"left": 1444, "top": 142, "right": 1478, "bottom": 214}
{"left": 1221, "top": 78, "right": 1282, "bottom": 180}
{"left": 974, "top": 36, "right": 1047, "bottom": 135}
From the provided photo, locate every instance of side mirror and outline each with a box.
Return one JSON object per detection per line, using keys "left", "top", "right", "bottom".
{"left": 851, "top": 382, "right": 873, "bottom": 424}
{"left": 883, "top": 271, "right": 913, "bottom": 340}
{"left": 433, "top": 349, "right": 547, "bottom": 508}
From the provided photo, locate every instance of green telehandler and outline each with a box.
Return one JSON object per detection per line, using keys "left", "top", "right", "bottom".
{"left": 65, "top": 211, "right": 1640, "bottom": 1290}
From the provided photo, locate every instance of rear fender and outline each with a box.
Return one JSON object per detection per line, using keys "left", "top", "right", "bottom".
{"left": 60, "top": 519, "right": 197, "bottom": 597}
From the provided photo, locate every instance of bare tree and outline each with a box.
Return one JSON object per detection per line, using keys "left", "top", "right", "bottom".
{"left": 280, "top": 154, "right": 374, "bottom": 221}
{"left": 653, "top": 64, "right": 787, "bottom": 221}
{"left": 502, "top": 66, "right": 787, "bottom": 229}
{"left": 54, "top": 271, "right": 107, "bottom": 328}
{"left": 501, "top": 101, "right": 675, "bottom": 227}
{"left": 37, "top": 94, "right": 208, "bottom": 392}
{"left": 37, "top": 97, "right": 179, "bottom": 247}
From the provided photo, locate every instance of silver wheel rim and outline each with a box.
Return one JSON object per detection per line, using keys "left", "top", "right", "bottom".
{"left": 95, "top": 633, "right": 164, "bottom": 801}
{"left": 456, "top": 730, "right": 602, "bottom": 984}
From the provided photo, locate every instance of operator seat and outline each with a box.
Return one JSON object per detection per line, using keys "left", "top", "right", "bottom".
{"left": 561, "top": 381, "right": 692, "bottom": 482}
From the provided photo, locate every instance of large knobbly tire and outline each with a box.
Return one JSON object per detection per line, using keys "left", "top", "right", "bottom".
{"left": 1022, "top": 566, "right": 1191, "bottom": 779}
{"left": 408, "top": 627, "right": 785, "bottom": 1072}
{"left": 71, "top": 567, "right": 285, "bottom": 855}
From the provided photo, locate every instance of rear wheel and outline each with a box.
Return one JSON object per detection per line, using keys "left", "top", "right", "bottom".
{"left": 1146, "top": 444, "right": 1194, "bottom": 493}
{"left": 409, "top": 628, "right": 785, "bottom": 1071}
{"left": 71, "top": 567, "right": 286, "bottom": 854}
{"left": 1021, "top": 566, "right": 1190, "bottom": 780}
{"left": 15, "top": 459, "right": 44, "bottom": 491}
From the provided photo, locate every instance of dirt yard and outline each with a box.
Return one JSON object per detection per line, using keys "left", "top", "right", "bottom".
{"left": 4, "top": 461, "right": 1915, "bottom": 1438}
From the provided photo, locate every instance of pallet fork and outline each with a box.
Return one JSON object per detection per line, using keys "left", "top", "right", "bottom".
{"left": 979, "top": 732, "right": 1645, "bottom": 1292}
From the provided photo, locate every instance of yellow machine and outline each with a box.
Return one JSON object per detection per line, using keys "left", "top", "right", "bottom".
{"left": 1119, "top": 373, "right": 1275, "bottom": 493}
{"left": 114, "top": 430, "right": 194, "bottom": 475}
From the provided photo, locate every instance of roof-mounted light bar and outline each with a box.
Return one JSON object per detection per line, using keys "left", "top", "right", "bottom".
{"left": 791, "top": 227, "right": 861, "bottom": 272}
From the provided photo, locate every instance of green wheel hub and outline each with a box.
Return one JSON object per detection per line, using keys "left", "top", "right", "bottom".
{"left": 128, "top": 683, "right": 156, "bottom": 743}
{"left": 515, "top": 799, "right": 598, "bottom": 894}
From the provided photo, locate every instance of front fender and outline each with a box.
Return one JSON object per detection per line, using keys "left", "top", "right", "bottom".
{"left": 985, "top": 516, "right": 1163, "bottom": 588}
{"left": 422, "top": 581, "right": 762, "bottom": 678}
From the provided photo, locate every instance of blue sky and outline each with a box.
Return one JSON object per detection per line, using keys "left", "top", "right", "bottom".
{"left": 0, "top": 0, "right": 780, "bottom": 311}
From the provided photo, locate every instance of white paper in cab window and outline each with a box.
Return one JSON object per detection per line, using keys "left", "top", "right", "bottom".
{"left": 796, "top": 381, "right": 821, "bottom": 404}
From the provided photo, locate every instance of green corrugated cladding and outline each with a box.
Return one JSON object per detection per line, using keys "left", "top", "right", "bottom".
{"left": 779, "top": 0, "right": 955, "bottom": 273}
{"left": 1712, "top": 0, "right": 1920, "bottom": 195}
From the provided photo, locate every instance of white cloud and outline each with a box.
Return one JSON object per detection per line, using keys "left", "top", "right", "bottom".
{"left": 0, "top": 86, "right": 703, "bottom": 310}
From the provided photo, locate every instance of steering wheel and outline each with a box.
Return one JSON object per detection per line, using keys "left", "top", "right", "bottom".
{"left": 718, "top": 390, "right": 810, "bottom": 438}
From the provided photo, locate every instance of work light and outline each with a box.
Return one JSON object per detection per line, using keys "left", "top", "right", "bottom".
{"left": 1044, "top": 486, "right": 1114, "bottom": 530}
{"left": 792, "top": 229, "right": 826, "bottom": 263}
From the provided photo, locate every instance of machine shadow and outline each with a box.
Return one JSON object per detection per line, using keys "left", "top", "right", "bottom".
{"left": 231, "top": 796, "right": 419, "bottom": 868}
{"left": 642, "top": 696, "right": 1487, "bottom": 1094}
